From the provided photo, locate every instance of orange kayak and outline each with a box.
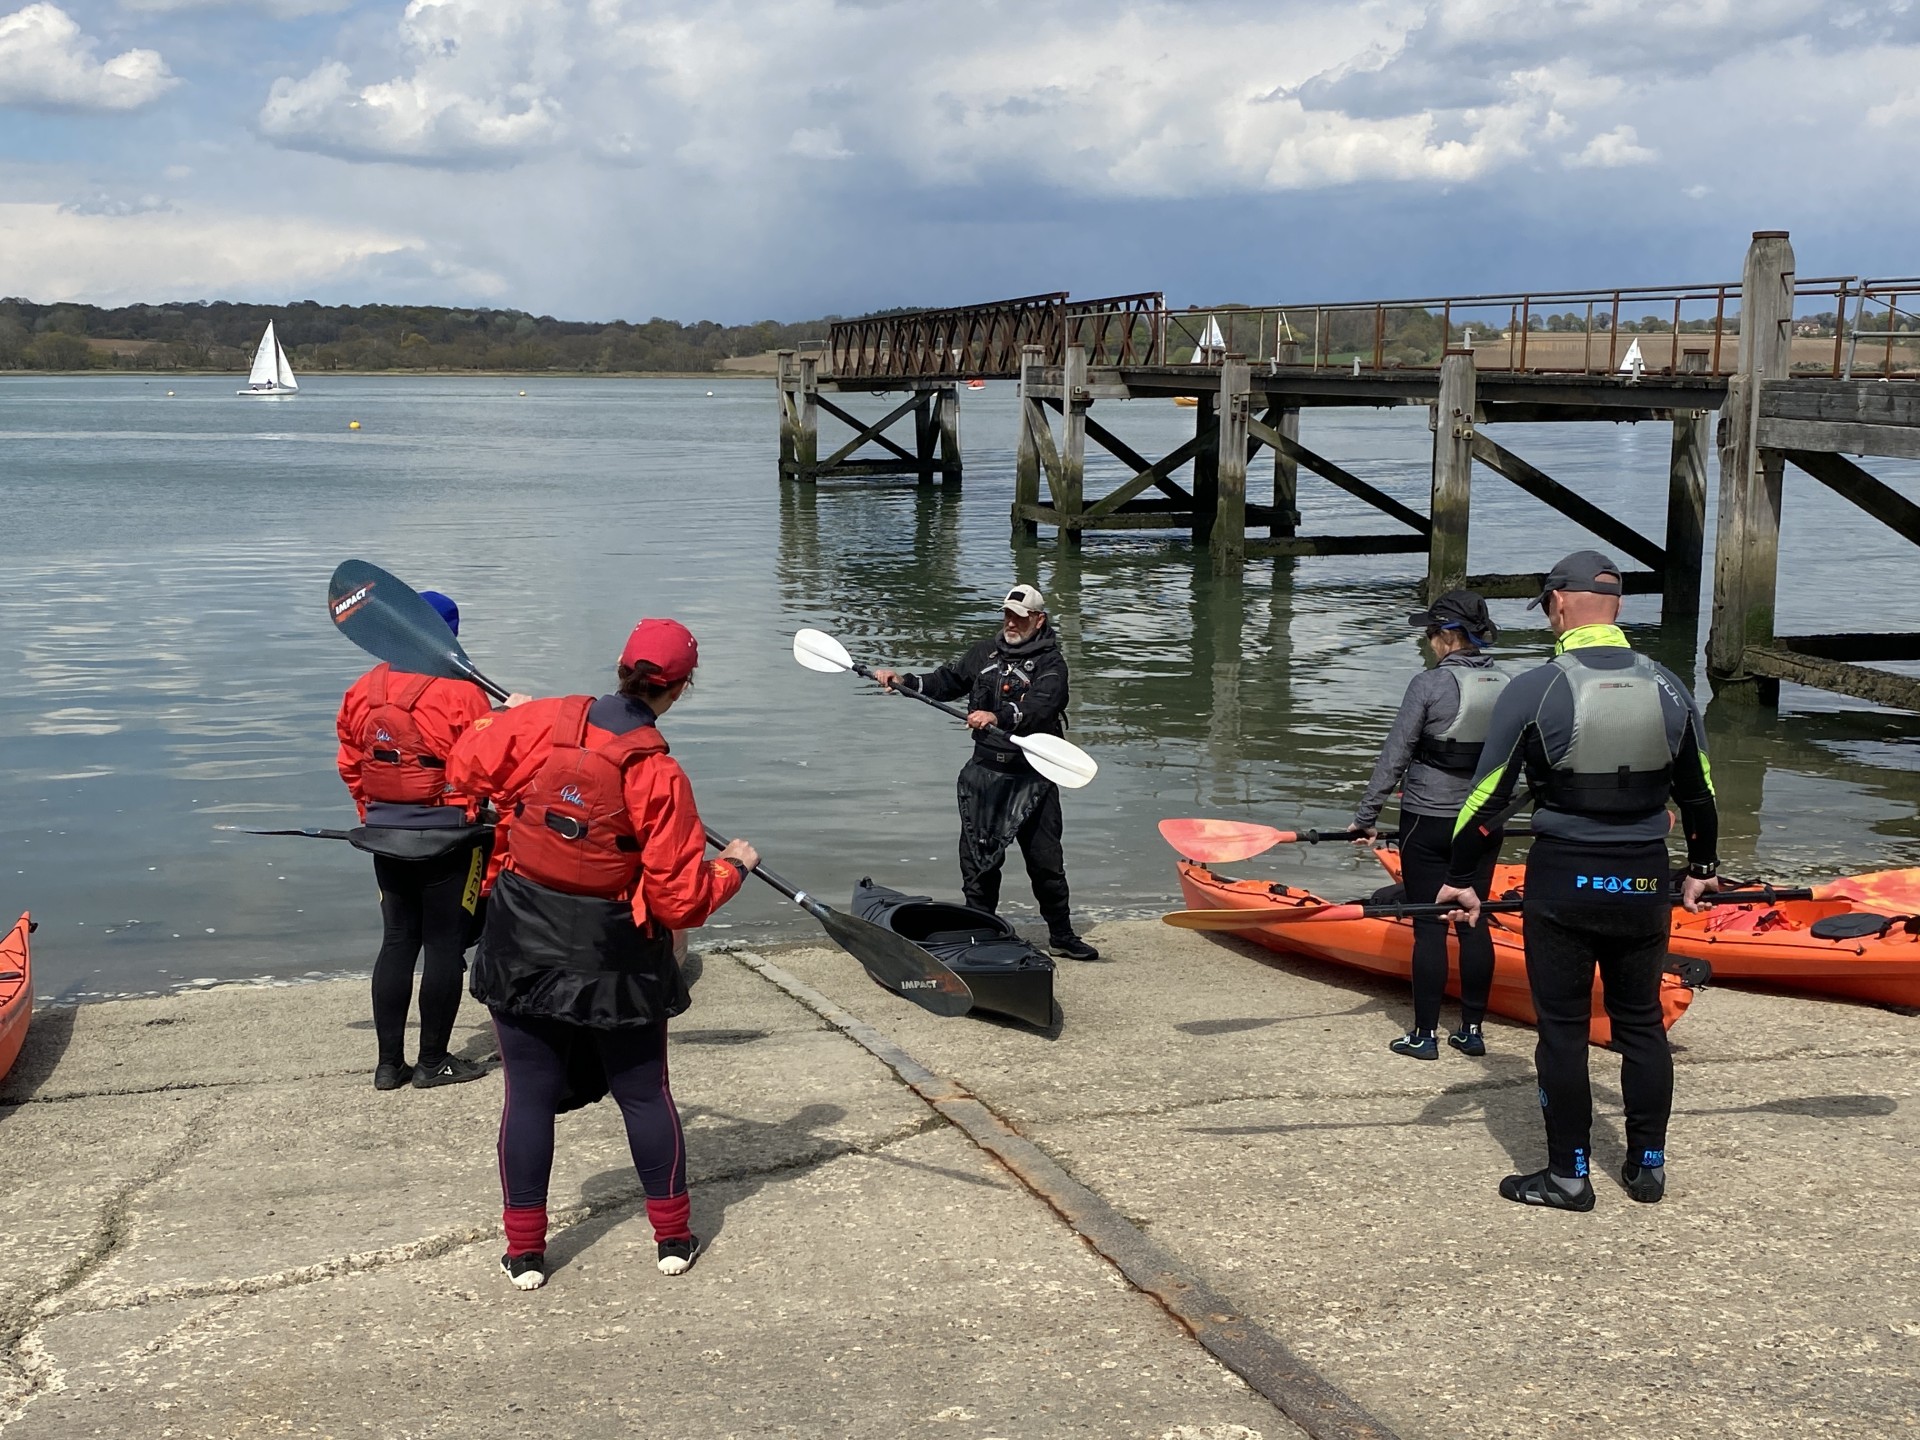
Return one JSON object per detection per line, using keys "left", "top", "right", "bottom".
{"left": 1374, "top": 851, "right": 1920, "bottom": 1010}
{"left": 0, "top": 912, "right": 31, "bottom": 1082}
{"left": 1176, "top": 861, "right": 1697, "bottom": 1044}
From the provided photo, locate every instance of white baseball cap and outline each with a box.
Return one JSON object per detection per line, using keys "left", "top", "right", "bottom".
{"left": 1002, "top": 584, "right": 1045, "bottom": 618}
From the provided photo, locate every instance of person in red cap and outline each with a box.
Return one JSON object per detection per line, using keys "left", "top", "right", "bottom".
{"left": 447, "top": 618, "right": 758, "bottom": 1290}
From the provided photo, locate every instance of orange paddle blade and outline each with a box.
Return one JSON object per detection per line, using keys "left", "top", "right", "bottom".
{"left": 1161, "top": 903, "right": 1363, "bottom": 931}
{"left": 1156, "top": 818, "right": 1289, "bottom": 862}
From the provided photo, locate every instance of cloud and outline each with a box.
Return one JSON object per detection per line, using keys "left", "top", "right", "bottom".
{"left": 0, "top": 3, "right": 177, "bottom": 110}
{"left": 1565, "top": 123, "right": 1656, "bottom": 168}
{"left": 0, "top": 200, "right": 504, "bottom": 304}
{"left": 61, "top": 190, "right": 174, "bottom": 215}
{"left": 121, "top": 0, "right": 347, "bottom": 12}
{"left": 259, "top": 0, "right": 573, "bottom": 166}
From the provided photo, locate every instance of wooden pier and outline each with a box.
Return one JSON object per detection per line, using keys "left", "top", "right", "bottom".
{"left": 778, "top": 233, "right": 1920, "bottom": 711}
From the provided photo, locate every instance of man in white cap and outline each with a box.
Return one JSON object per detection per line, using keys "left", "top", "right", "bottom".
{"left": 872, "top": 584, "right": 1097, "bottom": 960}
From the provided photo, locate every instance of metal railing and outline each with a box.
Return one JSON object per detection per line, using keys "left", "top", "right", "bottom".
{"left": 827, "top": 292, "right": 1165, "bottom": 379}
{"left": 824, "top": 276, "right": 1920, "bottom": 383}
{"left": 1150, "top": 275, "right": 1918, "bottom": 379}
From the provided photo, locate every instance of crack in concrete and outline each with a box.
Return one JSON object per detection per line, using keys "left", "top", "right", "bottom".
{"left": 30, "top": 1114, "right": 941, "bottom": 1327}
{"left": 0, "top": 1095, "right": 225, "bottom": 1430}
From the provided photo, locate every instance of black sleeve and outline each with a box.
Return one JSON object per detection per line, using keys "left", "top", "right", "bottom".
{"left": 910, "top": 643, "right": 981, "bottom": 705}
{"left": 1671, "top": 713, "right": 1719, "bottom": 868}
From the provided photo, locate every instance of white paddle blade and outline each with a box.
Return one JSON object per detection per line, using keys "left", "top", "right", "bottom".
{"left": 1012, "top": 733, "right": 1098, "bottom": 789}
{"left": 793, "top": 628, "right": 855, "bottom": 673}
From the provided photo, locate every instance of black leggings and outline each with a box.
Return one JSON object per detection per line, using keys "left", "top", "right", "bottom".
{"left": 1523, "top": 900, "right": 1674, "bottom": 1177}
{"left": 371, "top": 845, "right": 483, "bottom": 1068}
{"left": 491, "top": 1011, "right": 686, "bottom": 1209}
{"left": 1397, "top": 813, "right": 1500, "bottom": 1032}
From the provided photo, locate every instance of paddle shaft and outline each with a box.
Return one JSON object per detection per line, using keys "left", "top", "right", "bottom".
{"left": 702, "top": 825, "right": 828, "bottom": 919}
{"left": 857, "top": 662, "right": 1024, "bottom": 744}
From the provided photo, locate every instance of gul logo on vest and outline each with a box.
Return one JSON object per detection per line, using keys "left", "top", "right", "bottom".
{"left": 1575, "top": 874, "right": 1663, "bottom": 893}
{"left": 374, "top": 726, "right": 393, "bottom": 743}
{"left": 559, "top": 784, "right": 586, "bottom": 808}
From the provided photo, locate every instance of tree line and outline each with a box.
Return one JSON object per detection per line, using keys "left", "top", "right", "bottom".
{"left": 0, "top": 298, "right": 855, "bottom": 373}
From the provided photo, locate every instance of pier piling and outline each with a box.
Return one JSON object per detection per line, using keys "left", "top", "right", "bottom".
{"left": 1428, "top": 349, "right": 1476, "bottom": 599}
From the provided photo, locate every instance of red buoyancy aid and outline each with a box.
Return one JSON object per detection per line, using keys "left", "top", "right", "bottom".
{"left": 357, "top": 664, "right": 452, "bottom": 805}
{"left": 508, "top": 696, "right": 669, "bottom": 899}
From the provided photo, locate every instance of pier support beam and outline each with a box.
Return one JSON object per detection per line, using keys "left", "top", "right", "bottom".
{"left": 1059, "top": 345, "right": 1088, "bottom": 548}
{"left": 1191, "top": 392, "right": 1219, "bottom": 545}
{"left": 1428, "top": 348, "right": 1476, "bottom": 600}
{"left": 1212, "top": 355, "right": 1250, "bottom": 572}
{"left": 1014, "top": 345, "right": 1044, "bottom": 539}
{"left": 776, "top": 350, "right": 798, "bottom": 477}
{"left": 937, "top": 386, "right": 961, "bottom": 487}
{"left": 796, "top": 353, "right": 820, "bottom": 482}
{"left": 1267, "top": 405, "right": 1300, "bottom": 538}
{"left": 1663, "top": 408, "right": 1710, "bottom": 623}
{"left": 1708, "top": 231, "right": 1795, "bottom": 703}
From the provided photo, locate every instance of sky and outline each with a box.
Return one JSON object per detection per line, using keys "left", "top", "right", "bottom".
{"left": 3, "top": 0, "right": 1919, "bottom": 323}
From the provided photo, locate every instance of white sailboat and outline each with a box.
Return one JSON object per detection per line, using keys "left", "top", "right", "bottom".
{"left": 237, "top": 321, "right": 299, "bottom": 397}
{"left": 1189, "top": 315, "right": 1226, "bottom": 363}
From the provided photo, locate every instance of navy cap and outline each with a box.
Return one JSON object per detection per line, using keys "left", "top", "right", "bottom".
{"left": 1527, "top": 551, "right": 1622, "bottom": 610}
{"left": 1407, "top": 588, "right": 1497, "bottom": 646}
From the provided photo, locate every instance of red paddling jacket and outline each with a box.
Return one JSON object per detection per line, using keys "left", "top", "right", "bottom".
{"left": 335, "top": 664, "right": 492, "bottom": 824}
{"left": 447, "top": 694, "right": 743, "bottom": 1027}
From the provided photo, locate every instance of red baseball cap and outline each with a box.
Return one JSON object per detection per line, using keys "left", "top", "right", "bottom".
{"left": 619, "top": 618, "right": 699, "bottom": 683}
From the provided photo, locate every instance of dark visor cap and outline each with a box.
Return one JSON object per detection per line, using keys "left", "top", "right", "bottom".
{"left": 1407, "top": 588, "right": 1496, "bottom": 641}
{"left": 1527, "top": 549, "right": 1623, "bottom": 609}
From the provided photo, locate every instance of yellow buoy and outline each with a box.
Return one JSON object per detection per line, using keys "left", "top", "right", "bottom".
{"left": 518, "top": 390, "right": 527, "bottom": 397}
{"left": 166, "top": 390, "right": 175, "bottom": 396}
{"left": 348, "top": 420, "right": 361, "bottom": 430}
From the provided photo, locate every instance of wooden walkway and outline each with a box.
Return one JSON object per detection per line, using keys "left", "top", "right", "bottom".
{"left": 774, "top": 233, "right": 1920, "bottom": 711}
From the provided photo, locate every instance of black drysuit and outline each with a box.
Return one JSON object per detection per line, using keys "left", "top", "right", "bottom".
{"left": 904, "top": 623, "right": 1077, "bottom": 937}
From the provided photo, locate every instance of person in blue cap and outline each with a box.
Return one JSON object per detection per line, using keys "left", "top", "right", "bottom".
{"left": 336, "top": 587, "right": 500, "bottom": 1090}
{"left": 1349, "top": 589, "right": 1509, "bottom": 1060}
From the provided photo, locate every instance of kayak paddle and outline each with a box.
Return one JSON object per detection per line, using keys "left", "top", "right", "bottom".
{"left": 1158, "top": 816, "right": 1540, "bottom": 863}
{"left": 1162, "top": 886, "right": 1820, "bottom": 931}
{"left": 325, "top": 561, "right": 970, "bottom": 1017}
{"left": 328, "top": 559, "right": 513, "bottom": 703}
{"left": 703, "top": 826, "right": 972, "bottom": 1017}
{"left": 792, "top": 628, "right": 1098, "bottom": 789}
{"left": 215, "top": 826, "right": 354, "bottom": 841}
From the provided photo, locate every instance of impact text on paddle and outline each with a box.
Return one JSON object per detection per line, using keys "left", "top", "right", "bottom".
{"left": 701, "top": 825, "right": 972, "bottom": 1017}
{"left": 1162, "top": 886, "right": 1820, "bottom": 932}
{"left": 325, "top": 560, "right": 972, "bottom": 1017}
{"left": 328, "top": 559, "right": 515, "bottom": 703}
{"left": 791, "top": 628, "right": 1097, "bottom": 789}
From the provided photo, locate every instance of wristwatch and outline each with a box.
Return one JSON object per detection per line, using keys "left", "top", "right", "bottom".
{"left": 1686, "top": 861, "right": 1718, "bottom": 880}
{"left": 719, "top": 857, "right": 748, "bottom": 880}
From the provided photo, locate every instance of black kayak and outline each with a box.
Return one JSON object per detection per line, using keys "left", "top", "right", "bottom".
{"left": 851, "top": 880, "right": 1055, "bottom": 1028}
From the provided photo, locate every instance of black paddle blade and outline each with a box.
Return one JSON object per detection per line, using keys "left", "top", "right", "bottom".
{"left": 817, "top": 906, "right": 973, "bottom": 1018}
{"left": 328, "top": 559, "right": 504, "bottom": 698}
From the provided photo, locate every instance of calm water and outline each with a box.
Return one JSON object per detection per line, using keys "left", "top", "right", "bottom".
{"left": 4, "top": 374, "right": 1918, "bottom": 1001}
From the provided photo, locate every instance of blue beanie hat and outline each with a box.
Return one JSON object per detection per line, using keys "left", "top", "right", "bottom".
{"left": 420, "top": 590, "right": 459, "bottom": 636}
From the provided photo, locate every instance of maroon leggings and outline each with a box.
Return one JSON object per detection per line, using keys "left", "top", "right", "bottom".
{"left": 490, "top": 1010, "right": 686, "bottom": 1208}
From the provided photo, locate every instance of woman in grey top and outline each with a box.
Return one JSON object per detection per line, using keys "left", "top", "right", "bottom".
{"left": 1349, "top": 590, "right": 1507, "bottom": 1061}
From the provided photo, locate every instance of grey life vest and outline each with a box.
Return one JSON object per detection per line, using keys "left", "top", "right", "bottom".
{"left": 1540, "top": 651, "right": 1674, "bottom": 817}
{"left": 1415, "top": 666, "right": 1510, "bottom": 773}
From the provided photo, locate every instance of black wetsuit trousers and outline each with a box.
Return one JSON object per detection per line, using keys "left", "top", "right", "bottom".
{"left": 1522, "top": 841, "right": 1674, "bottom": 1177}
{"left": 371, "top": 844, "right": 482, "bottom": 1068}
{"left": 958, "top": 763, "right": 1073, "bottom": 936}
{"left": 1397, "top": 812, "right": 1499, "bottom": 1033}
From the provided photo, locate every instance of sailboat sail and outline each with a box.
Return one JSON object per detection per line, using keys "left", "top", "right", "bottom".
{"left": 240, "top": 320, "right": 298, "bottom": 395}
{"left": 273, "top": 332, "right": 298, "bottom": 391}
{"left": 1190, "top": 316, "right": 1226, "bottom": 363}
{"left": 247, "top": 324, "right": 279, "bottom": 387}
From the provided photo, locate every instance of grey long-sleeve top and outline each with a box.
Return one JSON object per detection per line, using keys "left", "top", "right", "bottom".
{"left": 1352, "top": 652, "right": 1503, "bottom": 827}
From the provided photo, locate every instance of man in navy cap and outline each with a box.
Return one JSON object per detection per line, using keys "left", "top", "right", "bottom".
{"left": 1437, "top": 551, "right": 1721, "bottom": 1210}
